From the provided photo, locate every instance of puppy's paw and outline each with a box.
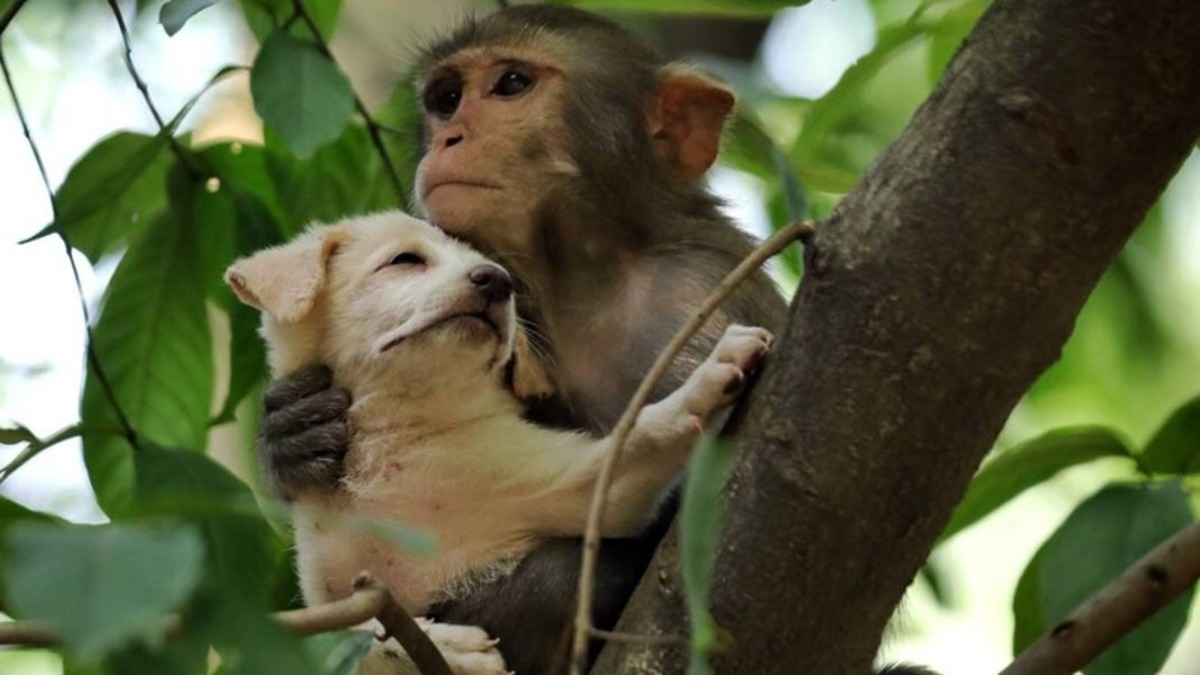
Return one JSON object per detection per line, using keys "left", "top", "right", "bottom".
{"left": 360, "top": 620, "right": 508, "bottom": 675}
{"left": 682, "top": 324, "right": 772, "bottom": 418}
{"left": 421, "top": 619, "right": 507, "bottom": 675}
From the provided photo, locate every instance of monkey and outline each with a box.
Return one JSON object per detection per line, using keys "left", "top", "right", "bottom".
{"left": 259, "top": 6, "right": 933, "bottom": 675}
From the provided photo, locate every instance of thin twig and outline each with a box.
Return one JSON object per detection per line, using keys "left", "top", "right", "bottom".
{"left": 1000, "top": 522, "right": 1200, "bottom": 675}
{"left": 568, "top": 221, "right": 808, "bottom": 675}
{"left": 589, "top": 628, "right": 688, "bottom": 647}
{"left": 104, "top": 0, "right": 201, "bottom": 178}
{"left": 289, "top": 0, "right": 409, "bottom": 209}
{"left": 0, "top": 574, "right": 452, "bottom": 675}
{"left": 0, "top": 44, "right": 139, "bottom": 448}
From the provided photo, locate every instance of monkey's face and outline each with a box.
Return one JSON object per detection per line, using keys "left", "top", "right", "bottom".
{"left": 415, "top": 47, "right": 580, "bottom": 251}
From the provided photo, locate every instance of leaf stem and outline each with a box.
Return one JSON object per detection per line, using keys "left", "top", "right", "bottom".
{"left": 0, "top": 44, "right": 139, "bottom": 449}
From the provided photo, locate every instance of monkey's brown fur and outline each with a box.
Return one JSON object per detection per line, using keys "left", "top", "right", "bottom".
{"left": 260, "top": 6, "right": 787, "bottom": 674}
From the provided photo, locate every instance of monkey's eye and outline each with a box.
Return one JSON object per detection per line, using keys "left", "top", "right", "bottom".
{"left": 387, "top": 252, "right": 426, "bottom": 267}
{"left": 493, "top": 70, "right": 533, "bottom": 98}
{"left": 423, "top": 79, "right": 462, "bottom": 119}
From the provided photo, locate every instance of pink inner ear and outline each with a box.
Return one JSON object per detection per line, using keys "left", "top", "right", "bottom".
{"left": 656, "top": 73, "right": 737, "bottom": 179}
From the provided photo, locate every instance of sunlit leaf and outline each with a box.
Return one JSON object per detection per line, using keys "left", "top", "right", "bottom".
{"left": 23, "top": 133, "right": 172, "bottom": 264}
{"left": 4, "top": 522, "right": 204, "bottom": 659}
{"left": 160, "top": 0, "right": 223, "bottom": 35}
{"left": 1140, "top": 395, "right": 1200, "bottom": 476}
{"left": 82, "top": 171, "right": 213, "bottom": 518}
{"left": 680, "top": 434, "right": 736, "bottom": 674}
{"left": 940, "top": 426, "right": 1133, "bottom": 542}
{"left": 250, "top": 30, "right": 356, "bottom": 157}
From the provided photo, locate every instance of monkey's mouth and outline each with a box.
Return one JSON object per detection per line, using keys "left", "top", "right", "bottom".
{"left": 421, "top": 178, "right": 503, "bottom": 200}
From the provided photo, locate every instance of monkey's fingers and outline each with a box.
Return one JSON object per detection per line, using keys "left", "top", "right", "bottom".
{"left": 260, "top": 422, "right": 349, "bottom": 491}
{"left": 263, "top": 365, "right": 335, "bottom": 412}
{"left": 262, "top": 387, "right": 351, "bottom": 439}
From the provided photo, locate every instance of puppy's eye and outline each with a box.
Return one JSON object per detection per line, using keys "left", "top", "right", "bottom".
{"left": 492, "top": 70, "right": 533, "bottom": 98}
{"left": 388, "top": 252, "right": 425, "bottom": 267}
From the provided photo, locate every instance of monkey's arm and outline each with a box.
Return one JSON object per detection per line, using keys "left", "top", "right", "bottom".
{"left": 259, "top": 365, "right": 351, "bottom": 497}
{"left": 523, "top": 325, "right": 771, "bottom": 538}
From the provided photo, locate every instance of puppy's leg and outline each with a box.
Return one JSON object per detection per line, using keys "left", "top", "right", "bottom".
{"left": 597, "top": 324, "right": 772, "bottom": 533}
{"left": 356, "top": 618, "right": 509, "bottom": 675}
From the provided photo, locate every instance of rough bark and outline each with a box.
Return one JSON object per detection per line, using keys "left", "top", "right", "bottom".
{"left": 593, "top": 0, "right": 1200, "bottom": 673}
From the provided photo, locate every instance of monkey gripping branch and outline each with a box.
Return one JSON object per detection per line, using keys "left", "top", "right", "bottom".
{"left": 593, "top": 0, "right": 1200, "bottom": 673}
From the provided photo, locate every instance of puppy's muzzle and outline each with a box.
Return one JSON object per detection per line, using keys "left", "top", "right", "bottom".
{"left": 469, "top": 264, "right": 512, "bottom": 305}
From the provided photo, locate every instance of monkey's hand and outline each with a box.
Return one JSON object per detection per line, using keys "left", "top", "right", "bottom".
{"left": 259, "top": 365, "right": 351, "bottom": 498}
{"left": 358, "top": 619, "right": 509, "bottom": 675}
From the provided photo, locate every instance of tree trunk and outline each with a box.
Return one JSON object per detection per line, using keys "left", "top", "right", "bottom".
{"left": 593, "top": 0, "right": 1200, "bottom": 672}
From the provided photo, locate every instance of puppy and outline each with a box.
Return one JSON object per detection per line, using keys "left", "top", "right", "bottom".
{"left": 225, "top": 211, "right": 771, "bottom": 672}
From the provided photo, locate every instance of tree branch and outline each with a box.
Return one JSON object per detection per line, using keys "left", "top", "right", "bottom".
{"left": 1000, "top": 522, "right": 1200, "bottom": 675}
{"left": 593, "top": 0, "right": 1200, "bottom": 672}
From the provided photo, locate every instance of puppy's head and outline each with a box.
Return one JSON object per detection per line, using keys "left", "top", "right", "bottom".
{"left": 225, "top": 211, "right": 553, "bottom": 398}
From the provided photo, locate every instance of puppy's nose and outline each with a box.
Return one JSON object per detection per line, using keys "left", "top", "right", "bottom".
{"left": 468, "top": 264, "right": 512, "bottom": 304}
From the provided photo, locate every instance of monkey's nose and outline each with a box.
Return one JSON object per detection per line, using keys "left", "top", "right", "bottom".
{"left": 468, "top": 264, "right": 513, "bottom": 304}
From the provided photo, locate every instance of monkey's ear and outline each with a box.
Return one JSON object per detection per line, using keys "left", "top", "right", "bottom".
{"left": 224, "top": 226, "right": 345, "bottom": 323}
{"left": 650, "top": 65, "right": 736, "bottom": 180}
{"left": 510, "top": 329, "right": 556, "bottom": 401}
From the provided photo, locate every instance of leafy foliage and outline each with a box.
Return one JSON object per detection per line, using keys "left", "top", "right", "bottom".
{"left": 4, "top": 522, "right": 204, "bottom": 659}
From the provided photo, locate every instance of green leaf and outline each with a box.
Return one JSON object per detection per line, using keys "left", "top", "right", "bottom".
{"left": 135, "top": 443, "right": 280, "bottom": 605}
{"left": 0, "top": 496, "right": 59, "bottom": 608}
{"left": 82, "top": 171, "right": 213, "bottom": 518}
{"left": 4, "top": 522, "right": 204, "bottom": 659}
{"left": 264, "top": 124, "right": 403, "bottom": 232}
{"left": 1027, "top": 483, "right": 1195, "bottom": 675}
{"left": 680, "top": 434, "right": 737, "bottom": 674}
{"left": 23, "top": 133, "right": 172, "bottom": 264}
{"left": 940, "top": 427, "right": 1133, "bottom": 542}
{"left": 1140, "top": 395, "right": 1200, "bottom": 475}
{"left": 160, "top": 0, "right": 223, "bottom": 36}
{"left": 1011, "top": 545, "right": 1047, "bottom": 653}
{"left": 240, "top": 0, "right": 344, "bottom": 44}
{"left": 305, "top": 631, "right": 374, "bottom": 675}
{"left": 251, "top": 30, "right": 356, "bottom": 157}
{"left": 553, "top": 0, "right": 809, "bottom": 16}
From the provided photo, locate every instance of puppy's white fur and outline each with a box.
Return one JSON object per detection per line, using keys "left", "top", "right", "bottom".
{"left": 226, "top": 211, "right": 771, "bottom": 672}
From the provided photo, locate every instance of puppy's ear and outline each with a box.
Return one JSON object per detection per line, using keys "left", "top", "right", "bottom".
{"left": 510, "top": 329, "right": 556, "bottom": 401}
{"left": 225, "top": 225, "right": 345, "bottom": 323}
